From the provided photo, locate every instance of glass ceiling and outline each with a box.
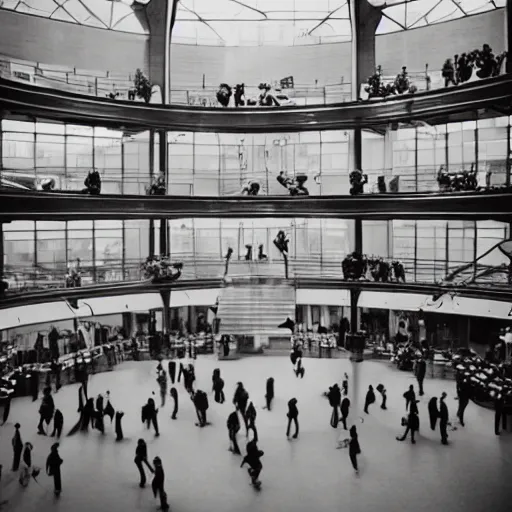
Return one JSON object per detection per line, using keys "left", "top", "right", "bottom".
{"left": 0, "top": 0, "right": 506, "bottom": 44}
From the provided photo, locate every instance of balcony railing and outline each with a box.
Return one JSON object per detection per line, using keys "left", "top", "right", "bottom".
{"left": 0, "top": 55, "right": 443, "bottom": 107}
{"left": 3, "top": 255, "right": 477, "bottom": 293}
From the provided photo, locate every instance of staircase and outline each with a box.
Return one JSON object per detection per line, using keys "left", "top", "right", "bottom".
{"left": 217, "top": 279, "right": 296, "bottom": 349}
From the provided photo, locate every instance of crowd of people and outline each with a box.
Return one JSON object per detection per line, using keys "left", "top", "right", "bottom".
{"left": 437, "top": 165, "right": 478, "bottom": 192}
{"left": 341, "top": 252, "right": 406, "bottom": 282}
{"left": 216, "top": 83, "right": 288, "bottom": 108}
{"left": 441, "top": 44, "right": 507, "bottom": 87}
{"left": 365, "top": 66, "right": 418, "bottom": 99}
{"left": 141, "top": 257, "right": 183, "bottom": 281}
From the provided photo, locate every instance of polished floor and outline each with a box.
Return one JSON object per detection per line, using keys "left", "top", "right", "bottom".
{"left": 0, "top": 356, "right": 511, "bottom": 512}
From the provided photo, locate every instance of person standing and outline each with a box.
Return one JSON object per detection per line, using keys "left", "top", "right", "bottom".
{"left": 376, "top": 384, "right": 387, "bottom": 410}
{"left": 415, "top": 357, "right": 427, "bottom": 396}
{"left": 134, "top": 439, "right": 154, "bottom": 488}
{"left": 12, "top": 423, "right": 23, "bottom": 472}
{"left": 152, "top": 457, "right": 169, "bottom": 511}
{"left": 193, "top": 390, "right": 209, "bottom": 427}
{"left": 168, "top": 359, "right": 176, "bottom": 385}
{"left": 286, "top": 398, "right": 299, "bottom": 439}
{"left": 342, "top": 373, "right": 349, "bottom": 396}
{"left": 227, "top": 410, "right": 241, "bottom": 455}
{"left": 38, "top": 387, "right": 55, "bottom": 435}
{"left": 246, "top": 401, "right": 258, "bottom": 441}
{"left": 403, "top": 385, "right": 416, "bottom": 411}
{"left": 115, "top": 411, "right": 124, "bottom": 441}
{"left": 327, "top": 384, "right": 342, "bottom": 428}
{"left": 364, "top": 385, "right": 376, "bottom": 414}
{"left": 439, "top": 392, "right": 449, "bottom": 445}
{"left": 51, "top": 409, "right": 64, "bottom": 438}
{"left": 213, "top": 373, "right": 225, "bottom": 404}
{"left": 456, "top": 379, "right": 470, "bottom": 427}
{"left": 348, "top": 425, "right": 361, "bottom": 473}
{"left": 428, "top": 397, "right": 439, "bottom": 431}
{"left": 19, "top": 442, "right": 33, "bottom": 487}
{"left": 340, "top": 396, "right": 351, "bottom": 430}
{"left": 142, "top": 398, "right": 160, "bottom": 436}
{"left": 264, "top": 377, "right": 274, "bottom": 411}
{"left": 396, "top": 407, "right": 420, "bottom": 444}
{"left": 494, "top": 393, "right": 506, "bottom": 436}
{"left": 170, "top": 387, "right": 179, "bottom": 420}
{"left": 46, "top": 443, "right": 63, "bottom": 496}
{"left": 30, "top": 366, "right": 39, "bottom": 402}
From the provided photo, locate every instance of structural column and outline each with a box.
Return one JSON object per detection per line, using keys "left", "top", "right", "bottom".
{"left": 143, "top": 0, "right": 179, "bottom": 257}
{"left": 349, "top": 0, "right": 381, "bottom": 333}
{"left": 507, "top": 0, "right": 512, "bottom": 73}
{"left": 0, "top": 222, "right": 4, "bottom": 293}
{"left": 161, "top": 289, "right": 171, "bottom": 336}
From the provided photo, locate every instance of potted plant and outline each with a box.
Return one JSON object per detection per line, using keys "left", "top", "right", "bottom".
{"left": 133, "top": 69, "right": 153, "bottom": 104}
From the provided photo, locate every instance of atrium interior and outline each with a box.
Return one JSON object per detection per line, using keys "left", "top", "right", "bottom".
{"left": 0, "top": 1, "right": 512, "bottom": 511}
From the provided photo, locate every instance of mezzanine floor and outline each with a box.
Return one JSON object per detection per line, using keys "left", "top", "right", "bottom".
{"left": 0, "top": 356, "right": 510, "bottom": 512}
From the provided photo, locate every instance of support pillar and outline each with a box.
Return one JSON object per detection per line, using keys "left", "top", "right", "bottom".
{"left": 0, "top": 222, "right": 4, "bottom": 294}
{"left": 350, "top": 289, "right": 361, "bottom": 334}
{"left": 349, "top": 0, "right": 383, "bottom": 97}
{"left": 507, "top": 0, "right": 512, "bottom": 74}
{"left": 161, "top": 289, "right": 170, "bottom": 336}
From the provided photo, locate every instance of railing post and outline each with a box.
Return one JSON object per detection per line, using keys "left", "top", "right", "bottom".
{"left": 95, "top": 77, "right": 98, "bottom": 97}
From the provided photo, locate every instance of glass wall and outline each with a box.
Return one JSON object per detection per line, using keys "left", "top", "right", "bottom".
{"left": 361, "top": 118, "right": 510, "bottom": 192}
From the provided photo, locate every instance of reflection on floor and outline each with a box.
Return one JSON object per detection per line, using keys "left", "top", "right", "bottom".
{"left": 0, "top": 357, "right": 511, "bottom": 512}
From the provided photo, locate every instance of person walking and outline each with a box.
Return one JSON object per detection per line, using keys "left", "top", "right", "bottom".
{"left": 151, "top": 457, "right": 169, "bottom": 511}
{"left": 46, "top": 443, "right": 63, "bottom": 496}
{"left": 348, "top": 425, "right": 361, "bottom": 473}
{"left": 12, "top": 423, "right": 23, "bottom": 472}
{"left": 364, "top": 385, "right": 376, "bottom": 414}
{"left": 428, "top": 397, "right": 439, "bottom": 431}
{"left": 439, "top": 392, "right": 449, "bottom": 445}
{"left": 227, "top": 410, "right": 241, "bottom": 455}
{"left": 415, "top": 357, "right": 427, "bottom": 396}
{"left": 397, "top": 407, "right": 420, "bottom": 444}
{"left": 456, "top": 378, "right": 470, "bottom": 427}
{"left": 286, "top": 398, "right": 299, "bottom": 439}
{"left": 340, "top": 396, "right": 351, "bottom": 430}
{"left": 376, "top": 384, "right": 387, "bottom": 410}
{"left": 134, "top": 439, "right": 154, "bottom": 488}
{"left": 327, "top": 384, "right": 342, "bottom": 428}
{"left": 403, "top": 385, "right": 416, "bottom": 411}
{"left": 264, "top": 377, "right": 274, "bottom": 411}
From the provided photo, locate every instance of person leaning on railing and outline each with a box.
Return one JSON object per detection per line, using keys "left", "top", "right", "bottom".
{"left": 82, "top": 169, "right": 101, "bottom": 195}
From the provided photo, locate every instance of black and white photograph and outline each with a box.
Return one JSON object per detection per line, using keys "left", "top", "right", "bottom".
{"left": 0, "top": 1, "right": 511, "bottom": 511}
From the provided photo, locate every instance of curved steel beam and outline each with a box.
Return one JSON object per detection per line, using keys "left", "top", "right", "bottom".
{"left": 1, "top": 189, "right": 511, "bottom": 221}
{"left": 1, "top": 277, "right": 511, "bottom": 310}
{"left": 0, "top": 76, "right": 511, "bottom": 133}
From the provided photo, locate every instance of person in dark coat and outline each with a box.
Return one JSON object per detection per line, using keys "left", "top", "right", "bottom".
{"left": 193, "top": 390, "right": 209, "bottom": 427}
{"left": 439, "top": 392, "right": 449, "bottom": 445}
{"left": 364, "top": 385, "right": 376, "bottom": 414}
{"left": 415, "top": 358, "right": 427, "bottom": 396}
{"left": 376, "top": 384, "right": 387, "bottom": 410}
{"left": 2, "top": 394, "right": 12, "bottom": 425}
{"left": 428, "top": 397, "right": 439, "bottom": 431}
{"left": 213, "top": 374, "right": 225, "bottom": 404}
{"left": 151, "top": 457, "right": 169, "bottom": 511}
{"left": 38, "top": 387, "right": 55, "bottom": 435}
{"left": 241, "top": 440, "right": 264, "bottom": 489}
{"left": 286, "top": 398, "right": 299, "bottom": 439}
{"left": 168, "top": 360, "right": 176, "bottom": 384}
{"left": 115, "top": 411, "right": 124, "bottom": 441}
{"left": 349, "top": 425, "right": 361, "bottom": 472}
{"left": 50, "top": 359, "right": 62, "bottom": 392}
{"left": 95, "top": 395, "right": 105, "bottom": 434}
{"left": 134, "top": 439, "right": 154, "bottom": 488}
{"left": 403, "top": 385, "right": 416, "bottom": 411}
{"left": 46, "top": 443, "right": 63, "bottom": 496}
{"left": 227, "top": 410, "right": 241, "bottom": 455}
{"left": 294, "top": 358, "right": 305, "bottom": 379}
{"left": 82, "top": 398, "right": 95, "bottom": 431}
{"left": 233, "top": 383, "right": 249, "bottom": 432}
{"left": 142, "top": 398, "right": 160, "bottom": 436}
{"left": 19, "top": 442, "right": 33, "bottom": 487}
{"left": 327, "top": 384, "right": 342, "bottom": 428}
{"left": 264, "top": 377, "right": 274, "bottom": 411}
{"left": 12, "top": 423, "right": 23, "bottom": 471}
{"left": 495, "top": 393, "right": 507, "bottom": 435}
{"left": 397, "top": 407, "right": 420, "bottom": 444}
{"left": 456, "top": 379, "right": 470, "bottom": 427}
{"left": 245, "top": 401, "right": 258, "bottom": 441}
{"left": 51, "top": 409, "right": 64, "bottom": 438}
{"left": 170, "top": 387, "right": 179, "bottom": 420}
{"left": 340, "top": 397, "right": 350, "bottom": 430}
{"left": 30, "top": 367, "right": 39, "bottom": 402}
